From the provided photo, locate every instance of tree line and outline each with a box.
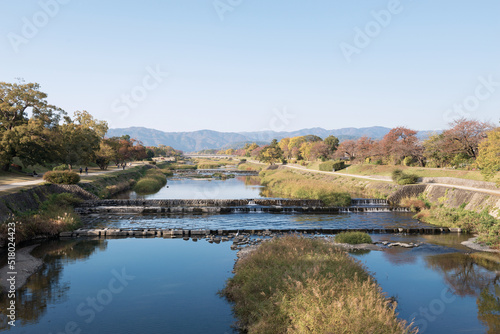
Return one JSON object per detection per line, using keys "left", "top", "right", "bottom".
{"left": 226, "top": 119, "right": 499, "bottom": 181}
{"left": 0, "top": 81, "right": 179, "bottom": 172}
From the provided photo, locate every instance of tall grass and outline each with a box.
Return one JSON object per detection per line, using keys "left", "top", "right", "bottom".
{"left": 0, "top": 193, "right": 82, "bottom": 244}
{"left": 197, "top": 162, "right": 226, "bottom": 169}
{"left": 260, "top": 169, "right": 351, "bottom": 206}
{"left": 415, "top": 206, "right": 500, "bottom": 248}
{"left": 335, "top": 231, "right": 372, "bottom": 244}
{"left": 220, "top": 236, "right": 415, "bottom": 333}
{"left": 133, "top": 169, "right": 167, "bottom": 194}
{"left": 238, "top": 162, "right": 265, "bottom": 171}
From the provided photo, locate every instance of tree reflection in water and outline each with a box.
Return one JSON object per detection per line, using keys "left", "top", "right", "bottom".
{"left": 0, "top": 239, "right": 107, "bottom": 329}
{"left": 425, "top": 252, "right": 500, "bottom": 333}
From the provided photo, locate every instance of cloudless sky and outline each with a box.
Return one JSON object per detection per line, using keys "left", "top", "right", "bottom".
{"left": 1, "top": 0, "right": 499, "bottom": 133}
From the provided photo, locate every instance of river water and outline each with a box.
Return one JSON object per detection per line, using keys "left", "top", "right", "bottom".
{"left": 1, "top": 176, "right": 499, "bottom": 333}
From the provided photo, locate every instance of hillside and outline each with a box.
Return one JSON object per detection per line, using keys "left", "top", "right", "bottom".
{"left": 106, "top": 126, "right": 434, "bottom": 152}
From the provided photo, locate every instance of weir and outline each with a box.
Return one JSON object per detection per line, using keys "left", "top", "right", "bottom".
{"left": 75, "top": 198, "right": 409, "bottom": 214}
{"left": 60, "top": 226, "right": 462, "bottom": 239}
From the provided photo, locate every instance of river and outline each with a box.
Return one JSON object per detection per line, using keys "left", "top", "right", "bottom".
{"left": 1, "top": 175, "right": 499, "bottom": 333}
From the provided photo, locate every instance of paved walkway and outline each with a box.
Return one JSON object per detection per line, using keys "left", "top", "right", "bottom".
{"left": 0, "top": 166, "right": 137, "bottom": 193}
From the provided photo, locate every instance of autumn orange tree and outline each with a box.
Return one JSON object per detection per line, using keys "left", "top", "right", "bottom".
{"left": 379, "top": 127, "right": 422, "bottom": 165}
{"left": 441, "top": 118, "right": 494, "bottom": 160}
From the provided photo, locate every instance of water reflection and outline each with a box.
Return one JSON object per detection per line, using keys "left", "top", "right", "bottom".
{"left": 425, "top": 252, "right": 500, "bottom": 333}
{"left": 477, "top": 280, "right": 500, "bottom": 334}
{"left": 0, "top": 240, "right": 107, "bottom": 330}
{"left": 425, "top": 253, "right": 498, "bottom": 296}
{"left": 115, "top": 177, "right": 265, "bottom": 200}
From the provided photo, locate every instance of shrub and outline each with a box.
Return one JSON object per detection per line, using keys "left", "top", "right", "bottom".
{"left": 335, "top": 231, "right": 372, "bottom": 244}
{"left": 391, "top": 169, "right": 418, "bottom": 185}
{"left": 52, "top": 164, "right": 69, "bottom": 171}
{"left": 399, "top": 196, "right": 428, "bottom": 211}
{"left": 148, "top": 161, "right": 156, "bottom": 165}
{"left": 318, "top": 191, "right": 352, "bottom": 207}
{"left": 391, "top": 169, "right": 403, "bottom": 180}
{"left": 319, "top": 160, "right": 346, "bottom": 172}
{"left": 402, "top": 156, "right": 414, "bottom": 166}
{"left": 134, "top": 169, "right": 167, "bottom": 194}
{"left": 43, "top": 171, "right": 80, "bottom": 184}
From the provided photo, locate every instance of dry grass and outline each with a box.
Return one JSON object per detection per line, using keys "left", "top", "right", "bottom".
{"left": 220, "top": 236, "right": 415, "bottom": 333}
{"left": 0, "top": 193, "right": 82, "bottom": 244}
{"left": 337, "top": 164, "right": 496, "bottom": 181}
{"left": 238, "top": 162, "right": 265, "bottom": 171}
{"left": 399, "top": 196, "right": 428, "bottom": 211}
{"left": 259, "top": 169, "right": 351, "bottom": 206}
{"left": 261, "top": 168, "right": 398, "bottom": 200}
{"left": 415, "top": 206, "right": 500, "bottom": 248}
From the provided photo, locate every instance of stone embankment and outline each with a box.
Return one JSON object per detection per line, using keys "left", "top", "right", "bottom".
{"left": 388, "top": 184, "right": 500, "bottom": 218}
{"left": 0, "top": 184, "right": 98, "bottom": 222}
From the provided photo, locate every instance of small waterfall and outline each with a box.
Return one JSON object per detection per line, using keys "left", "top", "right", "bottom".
{"left": 351, "top": 198, "right": 389, "bottom": 206}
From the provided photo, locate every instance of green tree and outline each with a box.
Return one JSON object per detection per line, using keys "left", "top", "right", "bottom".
{"left": 477, "top": 127, "right": 500, "bottom": 183}
{"left": 95, "top": 140, "right": 117, "bottom": 170}
{"left": 258, "top": 139, "right": 283, "bottom": 164}
{"left": 324, "top": 135, "right": 339, "bottom": 157}
{"left": 0, "top": 81, "right": 64, "bottom": 170}
{"left": 245, "top": 143, "right": 259, "bottom": 157}
{"left": 57, "top": 111, "right": 104, "bottom": 170}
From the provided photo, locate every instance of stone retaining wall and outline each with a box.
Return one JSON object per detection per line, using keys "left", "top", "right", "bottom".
{"left": 421, "top": 177, "right": 498, "bottom": 190}
{"left": 0, "top": 184, "right": 98, "bottom": 222}
{"left": 387, "top": 184, "right": 500, "bottom": 218}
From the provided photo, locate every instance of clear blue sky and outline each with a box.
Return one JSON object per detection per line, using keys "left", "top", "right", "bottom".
{"left": 1, "top": 0, "right": 499, "bottom": 133}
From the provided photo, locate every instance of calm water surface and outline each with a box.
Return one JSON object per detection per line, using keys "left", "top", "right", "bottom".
{"left": 2, "top": 177, "right": 499, "bottom": 333}
{"left": 1, "top": 239, "right": 236, "bottom": 334}
{"left": 115, "top": 177, "right": 264, "bottom": 200}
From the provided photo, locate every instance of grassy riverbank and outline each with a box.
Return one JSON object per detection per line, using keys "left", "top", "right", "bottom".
{"left": 335, "top": 164, "right": 497, "bottom": 182}
{"left": 0, "top": 193, "right": 82, "bottom": 245}
{"left": 79, "top": 166, "right": 147, "bottom": 198}
{"left": 238, "top": 161, "right": 266, "bottom": 172}
{"left": 258, "top": 167, "right": 396, "bottom": 205}
{"left": 133, "top": 168, "right": 168, "bottom": 194}
{"left": 415, "top": 205, "right": 500, "bottom": 248}
{"left": 220, "top": 236, "right": 415, "bottom": 333}
{"left": 260, "top": 168, "right": 351, "bottom": 206}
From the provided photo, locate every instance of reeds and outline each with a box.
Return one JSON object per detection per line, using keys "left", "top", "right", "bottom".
{"left": 220, "top": 236, "right": 415, "bottom": 333}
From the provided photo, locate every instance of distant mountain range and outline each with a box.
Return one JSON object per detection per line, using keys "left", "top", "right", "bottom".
{"left": 106, "top": 126, "right": 435, "bottom": 152}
